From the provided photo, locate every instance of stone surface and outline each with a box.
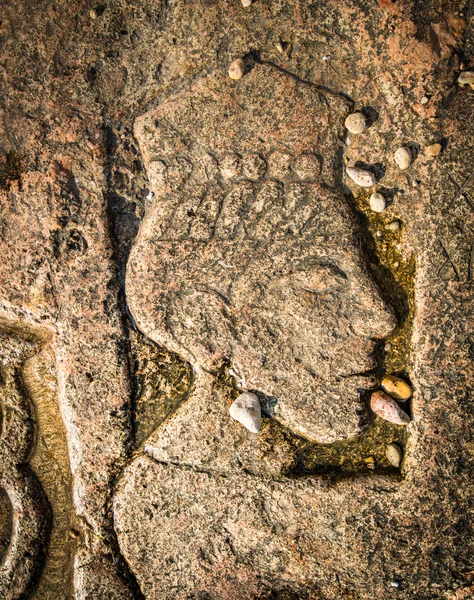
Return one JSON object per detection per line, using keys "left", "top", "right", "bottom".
{"left": 127, "top": 62, "right": 394, "bottom": 444}
{"left": 0, "top": 0, "right": 473, "bottom": 599}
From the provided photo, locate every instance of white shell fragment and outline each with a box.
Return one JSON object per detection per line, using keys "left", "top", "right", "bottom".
{"left": 458, "top": 71, "right": 474, "bottom": 89}
{"left": 394, "top": 146, "right": 412, "bottom": 170}
{"left": 229, "top": 392, "right": 261, "bottom": 433}
{"left": 344, "top": 112, "right": 367, "bottom": 134}
{"left": 346, "top": 166, "right": 376, "bottom": 187}
{"left": 386, "top": 443, "right": 402, "bottom": 467}
{"left": 369, "top": 192, "right": 386, "bottom": 213}
{"left": 228, "top": 58, "right": 245, "bottom": 80}
{"left": 370, "top": 391, "right": 410, "bottom": 425}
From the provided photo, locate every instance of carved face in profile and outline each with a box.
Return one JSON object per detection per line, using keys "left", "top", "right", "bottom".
{"left": 127, "top": 64, "right": 396, "bottom": 443}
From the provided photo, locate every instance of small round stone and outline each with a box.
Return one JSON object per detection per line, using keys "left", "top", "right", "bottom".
{"left": 376, "top": 230, "right": 383, "bottom": 238}
{"left": 228, "top": 58, "right": 245, "bottom": 80}
{"left": 241, "top": 0, "right": 252, "bottom": 6}
{"left": 382, "top": 374, "right": 412, "bottom": 401}
{"left": 370, "top": 391, "right": 410, "bottom": 425}
{"left": 346, "top": 166, "right": 376, "bottom": 187}
{"left": 425, "top": 143, "right": 442, "bottom": 157}
{"left": 394, "top": 146, "right": 412, "bottom": 170}
{"left": 344, "top": 112, "right": 367, "bottom": 135}
{"left": 242, "top": 154, "right": 266, "bottom": 180}
{"left": 369, "top": 192, "right": 386, "bottom": 213}
{"left": 385, "top": 220, "right": 400, "bottom": 232}
{"left": 421, "top": 95, "right": 429, "bottom": 104}
{"left": 386, "top": 443, "right": 402, "bottom": 468}
{"left": 294, "top": 153, "right": 321, "bottom": 181}
{"left": 89, "top": 8, "right": 98, "bottom": 19}
{"left": 393, "top": 261, "right": 399, "bottom": 268}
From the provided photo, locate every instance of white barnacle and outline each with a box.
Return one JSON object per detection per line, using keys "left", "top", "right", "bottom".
{"left": 346, "top": 166, "right": 376, "bottom": 187}
{"left": 229, "top": 392, "right": 261, "bottom": 433}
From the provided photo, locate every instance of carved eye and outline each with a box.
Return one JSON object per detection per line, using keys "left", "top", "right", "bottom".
{"left": 291, "top": 262, "right": 348, "bottom": 293}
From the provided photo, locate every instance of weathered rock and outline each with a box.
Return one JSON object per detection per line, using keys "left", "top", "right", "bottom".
{"left": 382, "top": 375, "right": 412, "bottom": 401}
{"left": 128, "top": 62, "right": 395, "bottom": 444}
{"left": 370, "top": 391, "right": 410, "bottom": 425}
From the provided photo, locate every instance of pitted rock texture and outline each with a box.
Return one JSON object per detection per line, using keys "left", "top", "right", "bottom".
{"left": 127, "top": 64, "right": 396, "bottom": 444}
{"left": 0, "top": 0, "right": 474, "bottom": 599}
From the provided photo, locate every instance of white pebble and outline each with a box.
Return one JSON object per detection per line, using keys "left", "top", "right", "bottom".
{"left": 369, "top": 192, "right": 386, "bottom": 213}
{"left": 344, "top": 112, "right": 367, "bottom": 135}
{"left": 391, "top": 581, "right": 400, "bottom": 588}
{"left": 394, "top": 146, "right": 412, "bottom": 170}
{"left": 376, "top": 230, "right": 383, "bottom": 238}
{"left": 421, "top": 96, "right": 429, "bottom": 104}
{"left": 386, "top": 443, "right": 402, "bottom": 467}
{"left": 229, "top": 392, "right": 261, "bottom": 433}
{"left": 346, "top": 166, "right": 376, "bottom": 187}
{"left": 228, "top": 58, "right": 245, "bottom": 80}
{"left": 241, "top": 0, "right": 252, "bottom": 6}
{"left": 385, "top": 220, "right": 400, "bottom": 232}
{"left": 458, "top": 71, "right": 474, "bottom": 89}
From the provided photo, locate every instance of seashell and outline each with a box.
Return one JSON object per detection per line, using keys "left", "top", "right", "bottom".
{"left": 394, "top": 146, "right": 412, "bottom": 170}
{"left": 381, "top": 374, "right": 412, "bottom": 401}
{"left": 424, "top": 143, "right": 442, "bottom": 157}
{"left": 386, "top": 443, "right": 402, "bottom": 467}
{"left": 458, "top": 71, "right": 474, "bottom": 89}
{"left": 346, "top": 166, "right": 376, "bottom": 187}
{"left": 370, "top": 391, "right": 410, "bottom": 425}
{"left": 229, "top": 392, "right": 261, "bottom": 433}
{"left": 228, "top": 58, "right": 246, "bottom": 80}
{"left": 369, "top": 192, "right": 386, "bottom": 213}
{"left": 344, "top": 112, "right": 367, "bottom": 134}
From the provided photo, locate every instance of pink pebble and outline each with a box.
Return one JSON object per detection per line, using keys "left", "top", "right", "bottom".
{"left": 370, "top": 391, "right": 410, "bottom": 425}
